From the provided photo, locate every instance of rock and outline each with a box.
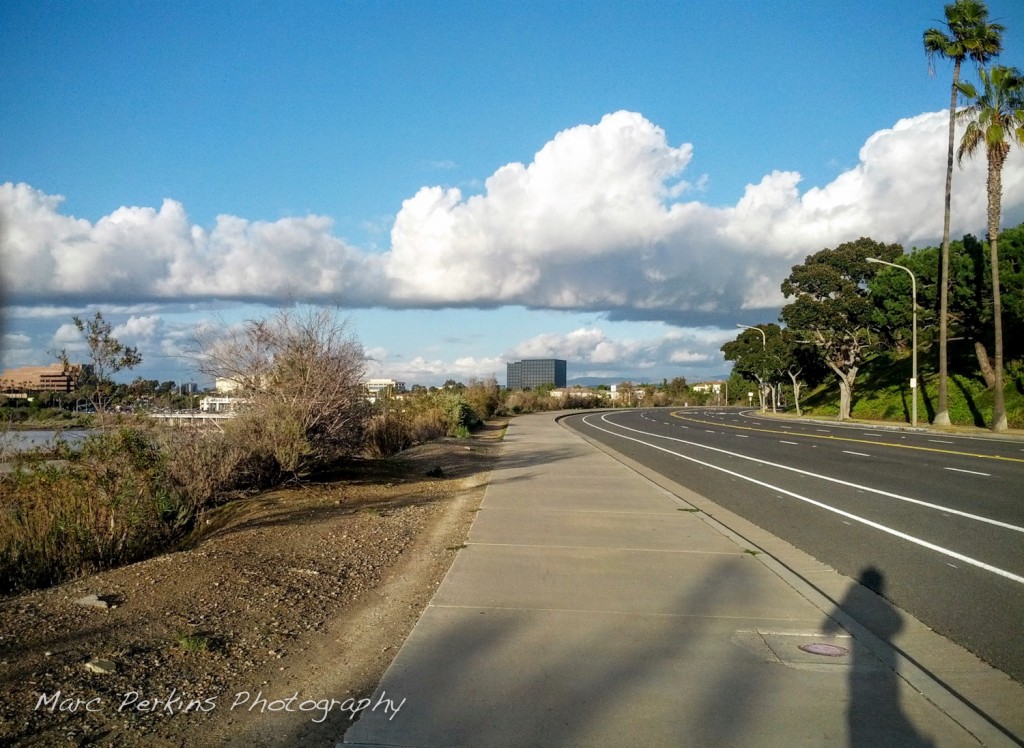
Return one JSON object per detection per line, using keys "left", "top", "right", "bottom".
{"left": 84, "top": 658, "right": 116, "bottom": 674}
{"left": 75, "top": 594, "right": 110, "bottom": 609}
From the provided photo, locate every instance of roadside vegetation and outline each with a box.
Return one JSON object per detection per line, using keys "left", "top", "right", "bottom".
{"left": 726, "top": 1, "right": 1023, "bottom": 432}
{"left": 4, "top": 0, "right": 1022, "bottom": 598}
{"left": 0, "top": 305, "right": 714, "bottom": 596}
{"left": 725, "top": 222, "right": 1024, "bottom": 431}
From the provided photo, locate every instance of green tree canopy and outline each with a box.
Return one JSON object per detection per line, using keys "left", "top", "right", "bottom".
{"left": 58, "top": 311, "right": 143, "bottom": 422}
{"left": 780, "top": 238, "right": 902, "bottom": 420}
{"left": 722, "top": 325, "right": 778, "bottom": 412}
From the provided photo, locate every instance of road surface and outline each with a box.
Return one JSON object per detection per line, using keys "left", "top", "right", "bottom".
{"left": 563, "top": 407, "right": 1024, "bottom": 683}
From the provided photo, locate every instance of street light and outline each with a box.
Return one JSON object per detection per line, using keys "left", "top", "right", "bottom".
{"left": 736, "top": 324, "right": 766, "bottom": 349}
{"left": 867, "top": 257, "right": 918, "bottom": 427}
{"left": 736, "top": 324, "right": 768, "bottom": 412}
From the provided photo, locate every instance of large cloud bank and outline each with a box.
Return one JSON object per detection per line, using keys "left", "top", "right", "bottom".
{"left": 3, "top": 110, "right": 1023, "bottom": 324}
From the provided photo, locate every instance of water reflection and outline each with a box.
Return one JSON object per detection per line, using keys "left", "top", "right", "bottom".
{"left": 0, "top": 429, "right": 89, "bottom": 452}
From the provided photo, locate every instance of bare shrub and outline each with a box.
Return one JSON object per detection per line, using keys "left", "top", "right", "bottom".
{"left": 364, "top": 409, "right": 413, "bottom": 458}
{"left": 156, "top": 426, "right": 248, "bottom": 508}
{"left": 407, "top": 406, "right": 447, "bottom": 443}
{"left": 464, "top": 376, "right": 501, "bottom": 421}
{"left": 196, "top": 306, "right": 369, "bottom": 476}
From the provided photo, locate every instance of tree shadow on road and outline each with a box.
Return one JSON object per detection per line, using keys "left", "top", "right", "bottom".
{"left": 823, "top": 567, "right": 935, "bottom": 748}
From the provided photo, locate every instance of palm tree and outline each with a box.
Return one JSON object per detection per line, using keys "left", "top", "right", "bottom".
{"left": 955, "top": 65, "right": 1024, "bottom": 432}
{"left": 923, "top": 0, "right": 1003, "bottom": 427}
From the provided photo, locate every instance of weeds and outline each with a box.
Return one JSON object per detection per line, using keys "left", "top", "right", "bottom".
{"left": 0, "top": 428, "right": 190, "bottom": 593}
{"left": 173, "top": 632, "right": 211, "bottom": 652}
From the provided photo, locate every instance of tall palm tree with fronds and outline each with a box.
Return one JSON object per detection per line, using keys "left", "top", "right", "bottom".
{"left": 923, "top": 0, "right": 1003, "bottom": 427}
{"left": 955, "top": 65, "right": 1024, "bottom": 432}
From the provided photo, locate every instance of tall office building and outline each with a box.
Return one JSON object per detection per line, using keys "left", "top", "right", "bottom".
{"left": 506, "top": 359, "right": 567, "bottom": 390}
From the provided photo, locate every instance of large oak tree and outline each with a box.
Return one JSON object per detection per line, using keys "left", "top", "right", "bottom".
{"left": 781, "top": 238, "right": 902, "bottom": 420}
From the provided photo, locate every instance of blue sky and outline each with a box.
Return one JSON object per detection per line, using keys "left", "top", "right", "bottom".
{"left": 3, "top": 0, "right": 1024, "bottom": 387}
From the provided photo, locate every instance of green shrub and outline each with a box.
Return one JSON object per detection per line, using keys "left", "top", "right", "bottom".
{"left": 0, "top": 428, "right": 194, "bottom": 593}
{"left": 444, "top": 397, "right": 481, "bottom": 436}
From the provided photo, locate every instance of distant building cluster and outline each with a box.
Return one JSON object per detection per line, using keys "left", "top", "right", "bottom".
{"left": 691, "top": 381, "right": 724, "bottom": 394}
{"left": 199, "top": 396, "right": 245, "bottom": 413}
{"left": 506, "top": 359, "right": 567, "bottom": 390}
{"left": 364, "top": 378, "right": 407, "bottom": 403}
{"left": 0, "top": 363, "right": 90, "bottom": 393}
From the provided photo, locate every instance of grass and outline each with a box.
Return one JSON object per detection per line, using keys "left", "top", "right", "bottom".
{"left": 173, "top": 632, "right": 211, "bottom": 652}
{"left": 798, "top": 343, "right": 1024, "bottom": 429}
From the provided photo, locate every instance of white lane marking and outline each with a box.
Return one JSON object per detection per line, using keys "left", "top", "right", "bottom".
{"left": 735, "top": 434, "right": 749, "bottom": 438}
{"left": 598, "top": 415, "right": 1019, "bottom": 532}
{"left": 780, "top": 441, "right": 799, "bottom": 445}
{"left": 945, "top": 467, "right": 991, "bottom": 477}
{"left": 579, "top": 413, "right": 1024, "bottom": 585}
{"left": 862, "top": 432, "right": 884, "bottom": 436}
{"left": 816, "top": 429, "right": 831, "bottom": 433}
{"left": 843, "top": 451, "right": 871, "bottom": 457}
{"left": 929, "top": 440, "right": 954, "bottom": 444}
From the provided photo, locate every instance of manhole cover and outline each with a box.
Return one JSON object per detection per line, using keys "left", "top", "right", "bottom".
{"left": 798, "top": 642, "right": 849, "bottom": 657}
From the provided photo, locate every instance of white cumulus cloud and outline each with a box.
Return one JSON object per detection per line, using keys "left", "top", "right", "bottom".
{"left": 3, "top": 109, "right": 1023, "bottom": 328}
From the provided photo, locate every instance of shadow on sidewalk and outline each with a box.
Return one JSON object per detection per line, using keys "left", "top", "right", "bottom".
{"left": 311, "top": 556, "right": 782, "bottom": 746}
{"left": 824, "top": 567, "right": 935, "bottom": 748}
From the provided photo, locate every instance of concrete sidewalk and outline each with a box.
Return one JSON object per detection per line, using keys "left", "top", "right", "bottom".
{"left": 343, "top": 412, "right": 1024, "bottom": 747}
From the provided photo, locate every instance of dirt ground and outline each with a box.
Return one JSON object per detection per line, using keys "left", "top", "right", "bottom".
{"left": 0, "top": 423, "right": 505, "bottom": 747}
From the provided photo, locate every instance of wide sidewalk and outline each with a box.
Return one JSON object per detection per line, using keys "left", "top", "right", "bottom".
{"left": 343, "top": 411, "right": 1024, "bottom": 747}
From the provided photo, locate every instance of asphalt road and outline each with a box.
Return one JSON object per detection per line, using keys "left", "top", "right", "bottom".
{"left": 563, "top": 407, "right": 1024, "bottom": 683}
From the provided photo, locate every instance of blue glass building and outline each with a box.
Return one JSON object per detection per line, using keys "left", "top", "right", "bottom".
{"left": 506, "top": 359, "right": 567, "bottom": 390}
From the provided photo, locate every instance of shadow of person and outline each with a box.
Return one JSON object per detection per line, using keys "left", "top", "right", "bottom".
{"left": 823, "top": 567, "right": 935, "bottom": 747}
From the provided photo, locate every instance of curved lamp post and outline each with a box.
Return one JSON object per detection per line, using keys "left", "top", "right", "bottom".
{"left": 736, "top": 324, "right": 768, "bottom": 412}
{"left": 867, "top": 257, "right": 918, "bottom": 427}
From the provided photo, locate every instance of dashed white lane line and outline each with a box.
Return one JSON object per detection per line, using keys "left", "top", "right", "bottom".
{"left": 945, "top": 467, "right": 991, "bottom": 477}
{"left": 780, "top": 441, "right": 799, "bottom": 445}
{"left": 843, "top": 451, "right": 871, "bottom": 457}
{"left": 929, "top": 439, "right": 955, "bottom": 444}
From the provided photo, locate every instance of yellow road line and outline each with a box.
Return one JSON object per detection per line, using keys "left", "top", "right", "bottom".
{"left": 668, "top": 412, "right": 1024, "bottom": 464}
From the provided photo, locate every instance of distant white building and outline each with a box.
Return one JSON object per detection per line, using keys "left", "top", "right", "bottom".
{"left": 691, "top": 381, "right": 723, "bottom": 394}
{"left": 364, "top": 378, "right": 406, "bottom": 403}
{"left": 199, "top": 396, "right": 245, "bottom": 413}
{"left": 549, "top": 386, "right": 608, "bottom": 402}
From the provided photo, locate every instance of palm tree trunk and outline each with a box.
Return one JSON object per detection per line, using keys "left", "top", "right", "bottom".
{"left": 987, "top": 150, "right": 1007, "bottom": 432}
{"left": 935, "top": 60, "right": 962, "bottom": 427}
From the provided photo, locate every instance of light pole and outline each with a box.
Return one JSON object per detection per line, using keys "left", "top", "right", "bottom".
{"left": 736, "top": 324, "right": 766, "bottom": 349}
{"left": 867, "top": 257, "right": 918, "bottom": 427}
{"left": 736, "top": 324, "right": 768, "bottom": 413}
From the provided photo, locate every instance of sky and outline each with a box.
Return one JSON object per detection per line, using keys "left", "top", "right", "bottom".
{"left": 3, "top": 0, "right": 1024, "bottom": 388}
